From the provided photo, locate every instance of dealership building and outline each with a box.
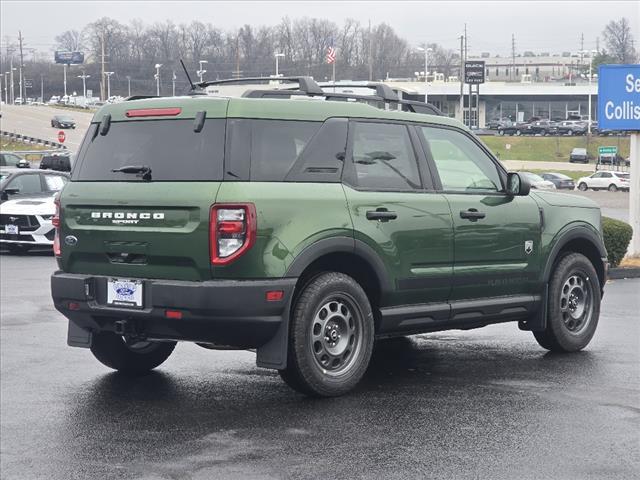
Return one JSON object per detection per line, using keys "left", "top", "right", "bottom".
{"left": 385, "top": 81, "right": 598, "bottom": 128}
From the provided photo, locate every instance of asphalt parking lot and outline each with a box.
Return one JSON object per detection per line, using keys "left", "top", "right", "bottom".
{"left": 1, "top": 252, "right": 638, "bottom": 480}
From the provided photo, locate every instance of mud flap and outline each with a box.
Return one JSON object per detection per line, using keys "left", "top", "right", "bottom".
{"left": 256, "top": 296, "right": 293, "bottom": 370}
{"left": 67, "top": 320, "right": 92, "bottom": 348}
{"left": 519, "top": 284, "right": 548, "bottom": 331}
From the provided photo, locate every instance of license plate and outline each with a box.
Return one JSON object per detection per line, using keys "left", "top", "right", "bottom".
{"left": 5, "top": 224, "right": 19, "bottom": 235}
{"left": 107, "top": 278, "right": 143, "bottom": 308}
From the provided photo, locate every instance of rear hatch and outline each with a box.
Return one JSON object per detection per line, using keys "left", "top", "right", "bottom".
{"left": 59, "top": 97, "right": 229, "bottom": 281}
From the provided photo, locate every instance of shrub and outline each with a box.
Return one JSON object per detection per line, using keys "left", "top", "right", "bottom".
{"left": 602, "top": 217, "right": 633, "bottom": 267}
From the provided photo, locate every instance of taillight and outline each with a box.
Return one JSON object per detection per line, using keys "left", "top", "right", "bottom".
{"left": 210, "top": 203, "right": 256, "bottom": 265}
{"left": 53, "top": 195, "right": 61, "bottom": 257}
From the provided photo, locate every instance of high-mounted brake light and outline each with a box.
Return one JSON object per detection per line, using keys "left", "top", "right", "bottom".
{"left": 210, "top": 203, "right": 257, "bottom": 265}
{"left": 125, "top": 107, "right": 182, "bottom": 118}
{"left": 53, "top": 195, "right": 61, "bottom": 257}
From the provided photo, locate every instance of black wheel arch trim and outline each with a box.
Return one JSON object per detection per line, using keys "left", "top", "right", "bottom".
{"left": 542, "top": 224, "right": 606, "bottom": 285}
{"left": 284, "top": 236, "right": 392, "bottom": 294}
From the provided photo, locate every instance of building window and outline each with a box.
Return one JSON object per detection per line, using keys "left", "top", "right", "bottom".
{"left": 486, "top": 68, "right": 489, "bottom": 77}
{"left": 525, "top": 67, "right": 529, "bottom": 74}
{"left": 516, "top": 67, "right": 520, "bottom": 76}
{"left": 496, "top": 68, "right": 499, "bottom": 76}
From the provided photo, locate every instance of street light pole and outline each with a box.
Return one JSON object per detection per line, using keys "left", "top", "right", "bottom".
{"left": 274, "top": 53, "right": 284, "bottom": 77}
{"left": 78, "top": 71, "right": 90, "bottom": 98}
{"left": 3, "top": 73, "right": 8, "bottom": 104}
{"left": 197, "top": 60, "right": 208, "bottom": 83}
{"left": 417, "top": 45, "right": 433, "bottom": 103}
{"left": 155, "top": 64, "right": 162, "bottom": 96}
{"left": 104, "top": 71, "right": 114, "bottom": 99}
{"left": 126, "top": 76, "right": 131, "bottom": 96}
{"left": 40, "top": 73, "right": 44, "bottom": 102}
{"left": 63, "top": 63, "right": 68, "bottom": 97}
{"left": 172, "top": 70, "right": 176, "bottom": 96}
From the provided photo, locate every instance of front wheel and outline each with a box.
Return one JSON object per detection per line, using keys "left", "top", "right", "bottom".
{"left": 608, "top": 184, "right": 618, "bottom": 192}
{"left": 578, "top": 182, "right": 588, "bottom": 191}
{"left": 279, "top": 272, "right": 374, "bottom": 397}
{"left": 533, "top": 253, "right": 600, "bottom": 352}
{"left": 515, "top": 130, "right": 522, "bottom": 136}
{"left": 497, "top": 129, "right": 504, "bottom": 136}
{"left": 90, "top": 331, "right": 176, "bottom": 375}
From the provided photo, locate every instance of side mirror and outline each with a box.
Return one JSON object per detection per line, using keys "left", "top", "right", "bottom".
{"left": 506, "top": 172, "right": 530, "bottom": 196}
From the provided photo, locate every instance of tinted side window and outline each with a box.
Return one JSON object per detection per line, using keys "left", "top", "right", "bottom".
{"left": 285, "top": 118, "right": 348, "bottom": 183}
{"left": 350, "top": 122, "right": 421, "bottom": 191}
{"left": 419, "top": 127, "right": 502, "bottom": 192}
{"left": 7, "top": 174, "right": 43, "bottom": 195}
{"left": 226, "top": 120, "right": 321, "bottom": 182}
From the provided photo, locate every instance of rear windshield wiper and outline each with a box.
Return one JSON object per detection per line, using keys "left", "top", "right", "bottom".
{"left": 111, "top": 165, "right": 152, "bottom": 180}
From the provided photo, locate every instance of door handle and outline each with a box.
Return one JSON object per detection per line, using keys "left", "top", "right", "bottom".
{"left": 366, "top": 208, "right": 398, "bottom": 222}
{"left": 459, "top": 208, "right": 486, "bottom": 221}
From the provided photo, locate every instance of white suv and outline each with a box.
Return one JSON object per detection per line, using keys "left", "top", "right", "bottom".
{"left": 576, "top": 171, "right": 630, "bottom": 192}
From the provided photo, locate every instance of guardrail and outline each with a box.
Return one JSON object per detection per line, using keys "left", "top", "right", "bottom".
{"left": 1, "top": 130, "right": 68, "bottom": 149}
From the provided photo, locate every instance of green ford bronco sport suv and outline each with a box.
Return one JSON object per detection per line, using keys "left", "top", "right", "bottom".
{"left": 51, "top": 77, "right": 608, "bottom": 397}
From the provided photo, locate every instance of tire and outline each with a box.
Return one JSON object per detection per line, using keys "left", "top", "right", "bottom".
{"left": 278, "top": 272, "right": 374, "bottom": 397}
{"left": 7, "top": 244, "right": 32, "bottom": 254}
{"left": 567, "top": 129, "right": 573, "bottom": 136}
{"left": 540, "top": 130, "right": 547, "bottom": 136}
{"left": 608, "top": 184, "right": 618, "bottom": 192}
{"left": 578, "top": 182, "right": 588, "bottom": 191}
{"left": 515, "top": 129, "right": 522, "bottom": 136}
{"left": 533, "top": 253, "right": 600, "bottom": 352}
{"left": 90, "top": 331, "right": 176, "bottom": 375}
{"left": 497, "top": 129, "right": 504, "bottom": 136}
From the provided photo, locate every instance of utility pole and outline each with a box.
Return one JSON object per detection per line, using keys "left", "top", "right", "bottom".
{"left": 172, "top": 70, "right": 176, "bottom": 96}
{"left": 40, "top": 73, "right": 44, "bottom": 102}
{"left": 18, "top": 31, "right": 25, "bottom": 103}
{"left": 368, "top": 19, "right": 373, "bottom": 81}
{"left": 596, "top": 36, "right": 600, "bottom": 54}
{"left": 580, "top": 33, "right": 584, "bottom": 65}
{"left": 233, "top": 35, "right": 241, "bottom": 78}
{"left": 511, "top": 34, "right": 516, "bottom": 82}
{"left": 100, "top": 31, "right": 106, "bottom": 101}
{"left": 459, "top": 34, "right": 464, "bottom": 123}
{"left": 126, "top": 75, "right": 131, "bottom": 96}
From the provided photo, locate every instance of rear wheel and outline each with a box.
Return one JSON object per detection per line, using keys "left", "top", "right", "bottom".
{"left": 515, "top": 129, "right": 522, "bottom": 136}
{"left": 90, "top": 331, "right": 176, "bottom": 375}
{"left": 533, "top": 253, "right": 600, "bottom": 352}
{"left": 567, "top": 129, "right": 574, "bottom": 136}
{"left": 578, "top": 182, "right": 588, "bottom": 191}
{"left": 608, "top": 184, "right": 618, "bottom": 192}
{"left": 497, "top": 129, "right": 504, "bottom": 136}
{"left": 279, "top": 272, "right": 374, "bottom": 397}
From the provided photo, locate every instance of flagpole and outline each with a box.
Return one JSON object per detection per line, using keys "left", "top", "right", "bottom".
{"left": 332, "top": 61, "right": 336, "bottom": 92}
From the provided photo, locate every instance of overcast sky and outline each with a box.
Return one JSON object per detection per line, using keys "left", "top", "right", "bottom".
{"left": 1, "top": 0, "right": 639, "bottom": 56}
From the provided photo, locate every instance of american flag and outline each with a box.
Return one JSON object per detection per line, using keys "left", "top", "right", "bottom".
{"left": 326, "top": 45, "right": 336, "bottom": 64}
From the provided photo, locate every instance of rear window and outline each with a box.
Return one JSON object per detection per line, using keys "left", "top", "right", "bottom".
{"left": 74, "top": 119, "right": 225, "bottom": 181}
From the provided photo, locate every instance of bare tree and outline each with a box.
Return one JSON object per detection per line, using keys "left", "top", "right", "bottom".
{"left": 54, "top": 30, "right": 84, "bottom": 52}
{"left": 603, "top": 18, "right": 637, "bottom": 63}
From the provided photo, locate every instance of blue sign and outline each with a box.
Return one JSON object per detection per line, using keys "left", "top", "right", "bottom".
{"left": 54, "top": 51, "right": 84, "bottom": 65}
{"left": 598, "top": 64, "right": 640, "bottom": 131}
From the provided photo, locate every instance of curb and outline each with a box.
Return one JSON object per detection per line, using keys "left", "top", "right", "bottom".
{"left": 608, "top": 267, "right": 640, "bottom": 280}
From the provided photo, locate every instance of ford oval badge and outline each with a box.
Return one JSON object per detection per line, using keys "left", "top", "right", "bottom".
{"left": 64, "top": 235, "right": 78, "bottom": 246}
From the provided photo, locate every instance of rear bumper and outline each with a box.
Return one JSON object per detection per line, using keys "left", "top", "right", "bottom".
{"left": 51, "top": 271, "right": 297, "bottom": 348}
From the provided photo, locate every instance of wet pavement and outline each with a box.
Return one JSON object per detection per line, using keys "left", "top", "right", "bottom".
{"left": 1, "top": 252, "right": 639, "bottom": 480}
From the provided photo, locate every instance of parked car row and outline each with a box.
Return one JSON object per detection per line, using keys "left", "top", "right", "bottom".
{"left": 519, "top": 171, "right": 629, "bottom": 193}
{"left": 490, "top": 118, "right": 624, "bottom": 137}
